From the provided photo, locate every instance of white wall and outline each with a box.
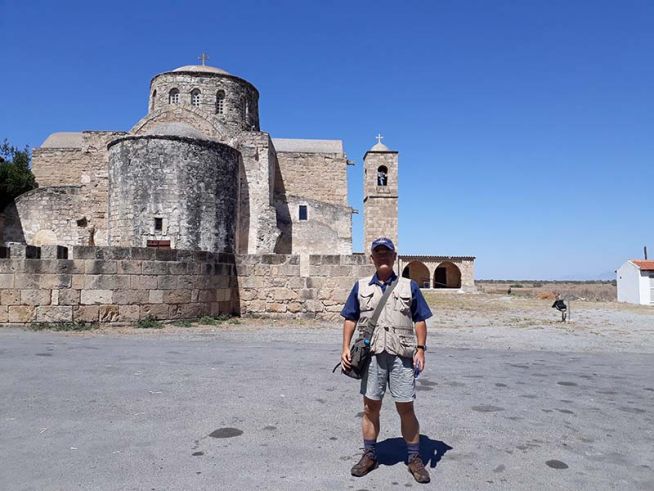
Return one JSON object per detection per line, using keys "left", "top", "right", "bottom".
{"left": 617, "top": 261, "right": 652, "bottom": 305}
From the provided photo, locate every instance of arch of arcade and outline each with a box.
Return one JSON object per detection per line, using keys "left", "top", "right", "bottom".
{"left": 398, "top": 255, "right": 476, "bottom": 292}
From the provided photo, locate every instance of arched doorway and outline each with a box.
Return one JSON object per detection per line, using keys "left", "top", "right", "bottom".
{"left": 433, "top": 261, "right": 462, "bottom": 289}
{"left": 401, "top": 261, "right": 430, "bottom": 288}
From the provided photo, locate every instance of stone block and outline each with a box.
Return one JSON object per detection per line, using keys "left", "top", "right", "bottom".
{"left": 155, "top": 249, "right": 178, "bottom": 261}
{"left": 98, "top": 305, "right": 120, "bottom": 322}
{"left": 0, "top": 259, "right": 21, "bottom": 274}
{"left": 331, "top": 265, "right": 356, "bottom": 277}
{"left": 148, "top": 290, "right": 164, "bottom": 304}
{"left": 41, "top": 245, "right": 68, "bottom": 259}
{"left": 168, "top": 262, "right": 190, "bottom": 275}
{"left": 266, "top": 302, "right": 287, "bottom": 313}
{"left": 130, "top": 275, "right": 159, "bottom": 290}
{"left": 99, "top": 247, "right": 131, "bottom": 260}
{"left": 59, "top": 289, "right": 81, "bottom": 305}
{"left": 157, "top": 275, "right": 177, "bottom": 289}
{"left": 14, "top": 274, "right": 40, "bottom": 289}
{"left": 80, "top": 290, "right": 113, "bottom": 305}
{"left": 85, "top": 260, "right": 117, "bottom": 274}
{"left": 84, "top": 275, "right": 130, "bottom": 290}
{"left": 178, "top": 303, "right": 206, "bottom": 319}
{"left": 142, "top": 261, "right": 171, "bottom": 275}
{"left": 71, "top": 274, "right": 85, "bottom": 289}
{"left": 36, "top": 306, "right": 73, "bottom": 323}
{"left": 216, "top": 288, "right": 231, "bottom": 302}
{"left": 245, "top": 300, "right": 266, "bottom": 313}
{"left": 0, "top": 305, "right": 8, "bottom": 322}
{"left": 119, "top": 305, "right": 140, "bottom": 321}
{"left": 288, "top": 302, "right": 303, "bottom": 313}
{"left": 254, "top": 264, "right": 270, "bottom": 276}
{"left": 304, "top": 277, "right": 324, "bottom": 289}
{"left": 0, "top": 273, "right": 14, "bottom": 288}
{"left": 8, "top": 305, "right": 36, "bottom": 323}
{"left": 117, "top": 260, "right": 142, "bottom": 274}
{"left": 20, "top": 289, "right": 52, "bottom": 306}
{"left": 140, "top": 304, "right": 168, "bottom": 320}
{"left": 304, "top": 300, "right": 324, "bottom": 313}
{"left": 1, "top": 289, "right": 21, "bottom": 305}
{"left": 73, "top": 305, "right": 99, "bottom": 323}
{"left": 177, "top": 275, "right": 198, "bottom": 289}
{"left": 112, "top": 289, "right": 149, "bottom": 305}
{"left": 163, "top": 289, "right": 191, "bottom": 303}
{"left": 130, "top": 247, "right": 156, "bottom": 260}
{"left": 39, "top": 274, "right": 72, "bottom": 289}
{"left": 273, "top": 288, "right": 297, "bottom": 301}
{"left": 72, "top": 246, "right": 97, "bottom": 260}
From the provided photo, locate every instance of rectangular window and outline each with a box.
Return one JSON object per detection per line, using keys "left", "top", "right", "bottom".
{"left": 154, "top": 217, "right": 163, "bottom": 231}
{"left": 299, "top": 205, "right": 308, "bottom": 221}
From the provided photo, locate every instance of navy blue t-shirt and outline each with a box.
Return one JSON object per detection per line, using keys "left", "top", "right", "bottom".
{"left": 340, "top": 272, "right": 433, "bottom": 322}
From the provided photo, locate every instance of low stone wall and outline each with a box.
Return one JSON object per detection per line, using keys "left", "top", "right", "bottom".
{"left": 236, "top": 254, "right": 374, "bottom": 318}
{"left": 0, "top": 246, "right": 376, "bottom": 324}
{"left": 0, "top": 245, "right": 236, "bottom": 324}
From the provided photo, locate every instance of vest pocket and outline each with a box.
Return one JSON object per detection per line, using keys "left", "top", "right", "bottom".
{"left": 394, "top": 293, "right": 412, "bottom": 314}
{"left": 360, "top": 291, "right": 375, "bottom": 311}
{"left": 398, "top": 333, "right": 417, "bottom": 358}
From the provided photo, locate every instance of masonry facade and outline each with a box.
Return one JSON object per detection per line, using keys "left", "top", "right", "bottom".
{"left": 1, "top": 61, "right": 476, "bottom": 323}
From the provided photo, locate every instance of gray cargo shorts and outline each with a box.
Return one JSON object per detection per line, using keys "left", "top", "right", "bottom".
{"left": 360, "top": 351, "right": 415, "bottom": 403}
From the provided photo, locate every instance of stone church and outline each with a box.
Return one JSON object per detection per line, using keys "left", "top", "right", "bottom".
{"left": 2, "top": 61, "right": 474, "bottom": 291}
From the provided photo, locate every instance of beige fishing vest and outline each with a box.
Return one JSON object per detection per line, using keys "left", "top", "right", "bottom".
{"left": 356, "top": 276, "right": 416, "bottom": 358}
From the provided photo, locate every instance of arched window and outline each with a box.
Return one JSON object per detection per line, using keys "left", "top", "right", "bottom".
{"left": 377, "top": 165, "right": 388, "bottom": 186}
{"left": 191, "top": 89, "right": 201, "bottom": 107}
{"left": 216, "top": 90, "right": 225, "bottom": 114}
{"left": 168, "top": 88, "right": 179, "bottom": 104}
{"left": 151, "top": 90, "right": 157, "bottom": 111}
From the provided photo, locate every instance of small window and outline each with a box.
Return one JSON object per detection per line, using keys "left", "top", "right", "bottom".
{"left": 169, "top": 89, "right": 179, "bottom": 104}
{"left": 191, "top": 89, "right": 201, "bottom": 107}
{"left": 377, "top": 165, "right": 388, "bottom": 186}
{"left": 154, "top": 217, "right": 163, "bottom": 231}
{"left": 299, "top": 205, "right": 308, "bottom": 221}
{"left": 151, "top": 90, "right": 157, "bottom": 111}
{"left": 216, "top": 90, "right": 225, "bottom": 114}
{"left": 241, "top": 97, "right": 247, "bottom": 120}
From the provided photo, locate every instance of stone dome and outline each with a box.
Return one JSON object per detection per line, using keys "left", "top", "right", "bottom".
{"left": 369, "top": 141, "right": 390, "bottom": 152}
{"left": 172, "top": 65, "right": 231, "bottom": 75}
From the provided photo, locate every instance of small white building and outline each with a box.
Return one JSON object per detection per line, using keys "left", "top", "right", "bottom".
{"left": 617, "top": 260, "right": 654, "bottom": 305}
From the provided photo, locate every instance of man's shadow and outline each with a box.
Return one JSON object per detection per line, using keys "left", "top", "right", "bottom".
{"left": 376, "top": 435, "right": 452, "bottom": 468}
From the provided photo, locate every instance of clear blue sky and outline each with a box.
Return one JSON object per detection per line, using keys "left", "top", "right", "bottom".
{"left": 1, "top": 0, "right": 652, "bottom": 279}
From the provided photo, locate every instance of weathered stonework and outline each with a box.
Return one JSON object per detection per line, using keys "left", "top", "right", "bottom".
{"left": 363, "top": 150, "right": 399, "bottom": 250}
{"left": 107, "top": 135, "right": 240, "bottom": 252}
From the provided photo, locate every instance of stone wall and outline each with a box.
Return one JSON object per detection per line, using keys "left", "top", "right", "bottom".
{"left": 2, "top": 187, "right": 85, "bottom": 246}
{"left": 0, "top": 246, "right": 376, "bottom": 324}
{"left": 275, "top": 151, "right": 348, "bottom": 207}
{"left": 236, "top": 254, "right": 374, "bottom": 319}
{"left": 31, "top": 131, "right": 127, "bottom": 245}
{"left": 0, "top": 245, "right": 236, "bottom": 324}
{"left": 107, "top": 135, "right": 240, "bottom": 252}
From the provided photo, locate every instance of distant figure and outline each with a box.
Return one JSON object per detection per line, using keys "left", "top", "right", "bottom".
{"left": 507, "top": 286, "right": 512, "bottom": 295}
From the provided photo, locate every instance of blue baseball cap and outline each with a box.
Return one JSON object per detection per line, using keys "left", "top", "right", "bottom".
{"left": 371, "top": 237, "right": 395, "bottom": 252}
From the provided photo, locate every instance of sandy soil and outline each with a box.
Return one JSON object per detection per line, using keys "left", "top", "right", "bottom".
{"left": 28, "top": 293, "right": 654, "bottom": 354}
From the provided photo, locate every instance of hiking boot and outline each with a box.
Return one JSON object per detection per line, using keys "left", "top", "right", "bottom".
{"left": 350, "top": 450, "right": 378, "bottom": 477}
{"left": 407, "top": 454, "right": 430, "bottom": 483}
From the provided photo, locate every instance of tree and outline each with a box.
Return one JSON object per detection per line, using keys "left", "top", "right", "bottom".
{"left": 0, "top": 139, "right": 36, "bottom": 211}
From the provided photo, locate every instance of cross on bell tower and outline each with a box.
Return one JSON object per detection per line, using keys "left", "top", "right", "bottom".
{"left": 198, "top": 52, "right": 209, "bottom": 65}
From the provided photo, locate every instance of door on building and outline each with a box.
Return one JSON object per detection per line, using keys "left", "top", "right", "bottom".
{"left": 434, "top": 267, "right": 447, "bottom": 289}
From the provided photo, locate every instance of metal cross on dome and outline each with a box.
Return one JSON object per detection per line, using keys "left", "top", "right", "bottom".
{"left": 376, "top": 133, "right": 384, "bottom": 144}
{"left": 198, "top": 52, "right": 209, "bottom": 65}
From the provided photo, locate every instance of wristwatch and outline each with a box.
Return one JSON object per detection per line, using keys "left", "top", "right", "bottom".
{"left": 416, "top": 345, "right": 427, "bottom": 352}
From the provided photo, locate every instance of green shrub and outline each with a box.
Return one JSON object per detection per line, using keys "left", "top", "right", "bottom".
{"left": 136, "top": 316, "right": 163, "bottom": 329}
{"left": 29, "top": 321, "right": 98, "bottom": 332}
{"left": 173, "top": 320, "right": 193, "bottom": 327}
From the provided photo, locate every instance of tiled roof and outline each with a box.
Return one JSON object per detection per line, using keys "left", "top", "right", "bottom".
{"left": 632, "top": 260, "right": 654, "bottom": 271}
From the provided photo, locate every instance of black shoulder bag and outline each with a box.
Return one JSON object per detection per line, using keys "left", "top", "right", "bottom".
{"left": 333, "top": 278, "right": 399, "bottom": 379}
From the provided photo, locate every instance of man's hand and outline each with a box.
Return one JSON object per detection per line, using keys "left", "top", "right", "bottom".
{"left": 413, "top": 349, "right": 426, "bottom": 373}
{"left": 341, "top": 347, "right": 352, "bottom": 370}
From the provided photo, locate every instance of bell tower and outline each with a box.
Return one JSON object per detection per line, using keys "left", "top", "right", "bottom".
{"left": 363, "top": 134, "right": 399, "bottom": 251}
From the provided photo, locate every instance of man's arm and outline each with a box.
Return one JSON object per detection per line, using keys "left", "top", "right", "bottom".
{"left": 414, "top": 320, "right": 427, "bottom": 371}
{"left": 341, "top": 319, "right": 357, "bottom": 369}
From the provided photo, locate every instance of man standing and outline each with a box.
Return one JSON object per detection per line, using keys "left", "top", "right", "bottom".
{"left": 340, "top": 237, "right": 432, "bottom": 484}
